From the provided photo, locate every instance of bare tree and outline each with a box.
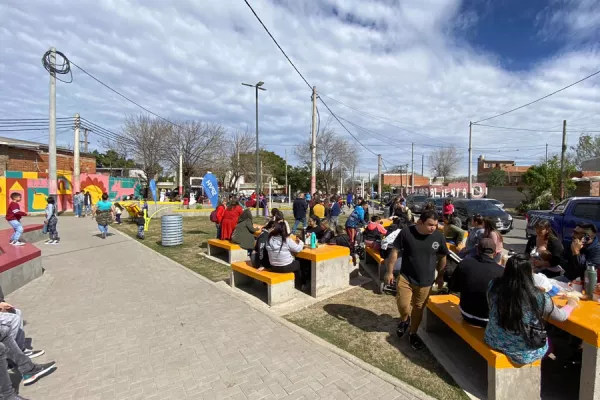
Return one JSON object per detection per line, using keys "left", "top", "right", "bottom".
{"left": 428, "top": 146, "right": 462, "bottom": 181}
{"left": 163, "top": 121, "right": 226, "bottom": 188}
{"left": 295, "top": 119, "right": 358, "bottom": 193}
{"left": 107, "top": 115, "right": 171, "bottom": 183}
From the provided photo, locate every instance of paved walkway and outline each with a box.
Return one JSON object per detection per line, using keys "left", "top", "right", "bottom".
{"left": 7, "top": 217, "right": 430, "bottom": 400}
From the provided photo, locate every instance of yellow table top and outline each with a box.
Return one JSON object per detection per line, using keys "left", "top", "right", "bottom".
{"left": 549, "top": 297, "right": 600, "bottom": 347}
{"left": 295, "top": 245, "right": 350, "bottom": 262}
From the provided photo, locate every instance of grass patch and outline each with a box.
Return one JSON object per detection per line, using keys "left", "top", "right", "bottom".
{"left": 284, "top": 284, "right": 469, "bottom": 400}
{"left": 115, "top": 216, "right": 231, "bottom": 282}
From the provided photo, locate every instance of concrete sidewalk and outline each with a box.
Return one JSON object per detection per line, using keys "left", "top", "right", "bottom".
{"left": 5, "top": 216, "right": 431, "bottom": 400}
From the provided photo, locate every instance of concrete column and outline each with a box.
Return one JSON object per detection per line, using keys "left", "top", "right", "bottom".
{"left": 487, "top": 365, "right": 541, "bottom": 400}
{"left": 268, "top": 280, "right": 295, "bottom": 306}
{"left": 310, "top": 257, "right": 350, "bottom": 298}
{"left": 580, "top": 342, "right": 599, "bottom": 400}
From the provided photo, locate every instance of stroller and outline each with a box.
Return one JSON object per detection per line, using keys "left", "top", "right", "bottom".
{"left": 354, "top": 225, "right": 366, "bottom": 261}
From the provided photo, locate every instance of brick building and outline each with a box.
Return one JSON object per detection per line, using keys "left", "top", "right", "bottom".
{"left": 382, "top": 173, "right": 430, "bottom": 187}
{"left": 477, "top": 155, "right": 531, "bottom": 185}
{"left": 0, "top": 137, "right": 96, "bottom": 176}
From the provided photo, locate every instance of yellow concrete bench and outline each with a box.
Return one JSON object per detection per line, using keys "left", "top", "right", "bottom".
{"left": 207, "top": 239, "right": 247, "bottom": 264}
{"left": 363, "top": 246, "right": 389, "bottom": 294}
{"left": 230, "top": 261, "right": 295, "bottom": 306}
{"left": 365, "top": 246, "right": 384, "bottom": 265}
{"left": 425, "top": 295, "right": 541, "bottom": 400}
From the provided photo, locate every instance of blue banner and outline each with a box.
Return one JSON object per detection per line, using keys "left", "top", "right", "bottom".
{"left": 149, "top": 179, "right": 157, "bottom": 202}
{"left": 202, "top": 173, "right": 219, "bottom": 208}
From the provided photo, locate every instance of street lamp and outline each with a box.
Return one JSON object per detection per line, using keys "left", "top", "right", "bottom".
{"left": 242, "top": 81, "right": 266, "bottom": 217}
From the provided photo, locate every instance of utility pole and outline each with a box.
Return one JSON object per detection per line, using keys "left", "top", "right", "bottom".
{"left": 468, "top": 122, "right": 473, "bottom": 199}
{"left": 545, "top": 143, "right": 548, "bottom": 163}
{"left": 310, "top": 86, "right": 318, "bottom": 196}
{"left": 351, "top": 165, "right": 355, "bottom": 194}
{"left": 405, "top": 164, "right": 409, "bottom": 196}
{"left": 178, "top": 146, "right": 183, "bottom": 197}
{"left": 411, "top": 143, "right": 415, "bottom": 192}
{"left": 285, "top": 148, "right": 288, "bottom": 196}
{"left": 48, "top": 47, "right": 57, "bottom": 198}
{"left": 421, "top": 154, "right": 424, "bottom": 176}
{"left": 81, "top": 128, "right": 89, "bottom": 153}
{"left": 242, "top": 81, "right": 266, "bottom": 217}
{"left": 74, "top": 113, "right": 80, "bottom": 193}
{"left": 560, "top": 120, "right": 567, "bottom": 200}
{"left": 377, "top": 154, "right": 382, "bottom": 200}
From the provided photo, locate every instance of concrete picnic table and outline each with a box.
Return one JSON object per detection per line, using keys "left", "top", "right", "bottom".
{"left": 549, "top": 297, "right": 600, "bottom": 400}
{"left": 295, "top": 244, "right": 350, "bottom": 298}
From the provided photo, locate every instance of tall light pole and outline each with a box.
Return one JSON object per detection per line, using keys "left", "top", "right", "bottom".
{"left": 242, "top": 81, "right": 266, "bottom": 217}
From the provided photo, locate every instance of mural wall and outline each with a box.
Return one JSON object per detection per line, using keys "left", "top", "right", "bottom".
{"left": 0, "top": 171, "right": 141, "bottom": 215}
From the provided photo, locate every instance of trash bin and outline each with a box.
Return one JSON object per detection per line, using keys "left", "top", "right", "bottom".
{"left": 161, "top": 214, "right": 183, "bottom": 246}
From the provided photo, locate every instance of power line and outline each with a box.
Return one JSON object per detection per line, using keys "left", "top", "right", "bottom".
{"left": 242, "top": 0, "right": 311, "bottom": 90}
{"left": 473, "top": 68, "right": 600, "bottom": 124}
{"left": 472, "top": 123, "right": 563, "bottom": 132}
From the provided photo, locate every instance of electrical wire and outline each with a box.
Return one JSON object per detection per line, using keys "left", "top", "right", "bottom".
{"left": 0, "top": 117, "right": 73, "bottom": 122}
{"left": 473, "top": 68, "right": 600, "bottom": 124}
{"left": 42, "top": 49, "right": 73, "bottom": 83}
{"left": 472, "top": 123, "right": 563, "bottom": 132}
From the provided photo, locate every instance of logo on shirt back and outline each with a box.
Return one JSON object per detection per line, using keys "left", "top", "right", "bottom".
{"left": 432, "top": 242, "right": 440, "bottom": 250}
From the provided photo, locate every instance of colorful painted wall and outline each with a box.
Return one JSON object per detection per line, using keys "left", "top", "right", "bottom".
{"left": 0, "top": 171, "right": 142, "bottom": 215}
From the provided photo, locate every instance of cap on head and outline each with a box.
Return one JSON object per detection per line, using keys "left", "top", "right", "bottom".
{"left": 478, "top": 238, "right": 496, "bottom": 255}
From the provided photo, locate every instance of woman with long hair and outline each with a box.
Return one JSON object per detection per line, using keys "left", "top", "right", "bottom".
{"left": 483, "top": 217, "right": 504, "bottom": 263}
{"left": 231, "top": 209, "right": 259, "bottom": 256}
{"left": 220, "top": 201, "right": 243, "bottom": 240}
{"left": 485, "top": 255, "right": 577, "bottom": 365}
{"left": 525, "top": 219, "right": 564, "bottom": 278}
{"left": 93, "top": 193, "right": 115, "bottom": 239}
{"left": 264, "top": 222, "right": 304, "bottom": 288}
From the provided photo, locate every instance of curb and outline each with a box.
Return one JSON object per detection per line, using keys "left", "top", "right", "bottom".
{"left": 114, "top": 228, "right": 437, "bottom": 400}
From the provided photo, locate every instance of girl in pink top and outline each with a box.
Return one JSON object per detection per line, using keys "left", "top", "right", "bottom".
{"left": 443, "top": 198, "right": 454, "bottom": 216}
{"left": 483, "top": 217, "right": 504, "bottom": 263}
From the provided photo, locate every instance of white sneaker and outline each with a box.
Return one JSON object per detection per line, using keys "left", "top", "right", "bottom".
{"left": 13, "top": 241, "right": 25, "bottom": 246}
{"left": 49, "top": 240, "right": 59, "bottom": 245}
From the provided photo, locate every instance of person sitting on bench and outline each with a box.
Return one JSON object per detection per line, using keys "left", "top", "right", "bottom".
{"left": 232, "top": 209, "right": 260, "bottom": 257}
{"left": 264, "top": 222, "right": 305, "bottom": 289}
{"left": 306, "top": 216, "right": 324, "bottom": 241}
{"left": 364, "top": 216, "right": 388, "bottom": 250}
{"left": 443, "top": 214, "right": 466, "bottom": 251}
{"left": 448, "top": 238, "right": 504, "bottom": 327}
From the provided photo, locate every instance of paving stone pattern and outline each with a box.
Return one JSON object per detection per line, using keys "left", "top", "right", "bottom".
{"left": 8, "top": 218, "right": 427, "bottom": 399}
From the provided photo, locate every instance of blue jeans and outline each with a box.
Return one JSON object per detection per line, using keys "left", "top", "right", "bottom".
{"left": 292, "top": 217, "right": 307, "bottom": 233}
{"left": 74, "top": 204, "right": 82, "bottom": 217}
{"left": 98, "top": 224, "right": 109, "bottom": 235}
{"left": 8, "top": 220, "right": 23, "bottom": 242}
{"left": 137, "top": 225, "right": 145, "bottom": 239}
{"left": 216, "top": 224, "right": 221, "bottom": 239}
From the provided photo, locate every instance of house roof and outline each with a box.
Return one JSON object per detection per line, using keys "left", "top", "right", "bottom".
{"left": 0, "top": 136, "right": 89, "bottom": 155}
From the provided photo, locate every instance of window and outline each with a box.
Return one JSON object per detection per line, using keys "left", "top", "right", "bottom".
{"left": 552, "top": 199, "right": 570, "bottom": 214}
{"left": 572, "top": 202, "right": 599, "bottom": 220}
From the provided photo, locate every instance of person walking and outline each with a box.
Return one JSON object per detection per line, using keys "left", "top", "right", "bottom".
{"left": 384, "top": 210, "right": 449, "bottom": 350}
{"left": 6, "top": 192, "right": 27, "bottom": 246}
{"left": 220, "top": 201, "right": 243, "bottom": 241}
{"left": 83, "top": 191, "right": 92, "bottom": 217}
{"left": 292, "top": 193, "right": 309, "bottom": 234}
{"left": 44, "top": 196, "right": 59, "bottom": 245}
{"left": 328, "top": 196, "right": 342, "bottom": 229}
{"left": 93, "top": 193, "right": 115, "bottom": 239}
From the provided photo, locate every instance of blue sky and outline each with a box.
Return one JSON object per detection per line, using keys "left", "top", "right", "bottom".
{"left": 1, "top": 0, "right": 599, "bottom": 176}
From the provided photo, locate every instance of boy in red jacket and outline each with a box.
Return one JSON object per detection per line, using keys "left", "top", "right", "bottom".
{"left": 6, "top": 193, "right": 27, "bottom": 246}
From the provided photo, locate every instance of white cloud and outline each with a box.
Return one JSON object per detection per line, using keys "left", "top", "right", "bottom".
{"left": 0, "top": 0, "right": 599, "bottom": 176}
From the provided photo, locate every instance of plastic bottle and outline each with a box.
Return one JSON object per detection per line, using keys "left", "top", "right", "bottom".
{"left": 585, "top": 263, "right": 597, "bottom": 300}
{"left": 310, "top": 232, "right": 317, "bottom": 249}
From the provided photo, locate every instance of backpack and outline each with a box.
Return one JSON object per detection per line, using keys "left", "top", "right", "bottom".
{"left": 209, "top": 210, "right": 218, "bottom": 223}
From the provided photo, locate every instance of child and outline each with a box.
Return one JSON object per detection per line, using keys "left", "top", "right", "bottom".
{"left": 44, "top": 196, "right": 59, "bottom": 244}
{"left": 135, "top": 211, "right": 146, "bottom": 240}
{"left": 364, "top": 216, "right": 388, "bottom": 250}
{"left": 5, "top": 192, "right": 27, "bottom": 246}
{"left": 443, "top": 198, "right": 454, "bottom": 217}
{"left": 330, "top": 225, "right": 357, "bottom": 266}
{"left": 114, "top": 202, "right": 123, "bottom": 224}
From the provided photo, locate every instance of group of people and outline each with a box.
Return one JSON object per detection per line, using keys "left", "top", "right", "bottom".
{"left": 71, "top": 191, "right": 92, "bottom": 218}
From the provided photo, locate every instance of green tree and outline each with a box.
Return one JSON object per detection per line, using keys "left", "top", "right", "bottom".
{"left": 487, "top": 169, "right": 507, "bottom": 187}
{"left": 239, "top": 150, "right": 287, "bottom": 186}
{"left": 519, "top": 156, "right": 576, "bottom": 211}
{"left": 92, "top": 150, "right": 136, "bottom": 169}
{"left": 570, "top": 133, "right": 600, "bottom": 168}
{"left": 287, "top": 166, "right": 310, "bottom": 194}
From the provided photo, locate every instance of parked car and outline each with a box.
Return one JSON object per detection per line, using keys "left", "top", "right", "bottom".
{"left": 407, "top": 195, "right": 428, "bottom": 213}
{"left": 482, "top": 198, "right": 505, "bottom": 209}
{"left": 526, "top": 197, "right": 600, "bottom": 246}
{"left": 454, "top": 199, "right": 513, "bottom": 233}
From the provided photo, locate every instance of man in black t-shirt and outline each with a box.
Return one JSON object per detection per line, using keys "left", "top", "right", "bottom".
{"left": 448, "top": 238, "right": 504, "bottom": 327}
{"left": 384, "top": 210, "right": 448, "bottom": 350}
